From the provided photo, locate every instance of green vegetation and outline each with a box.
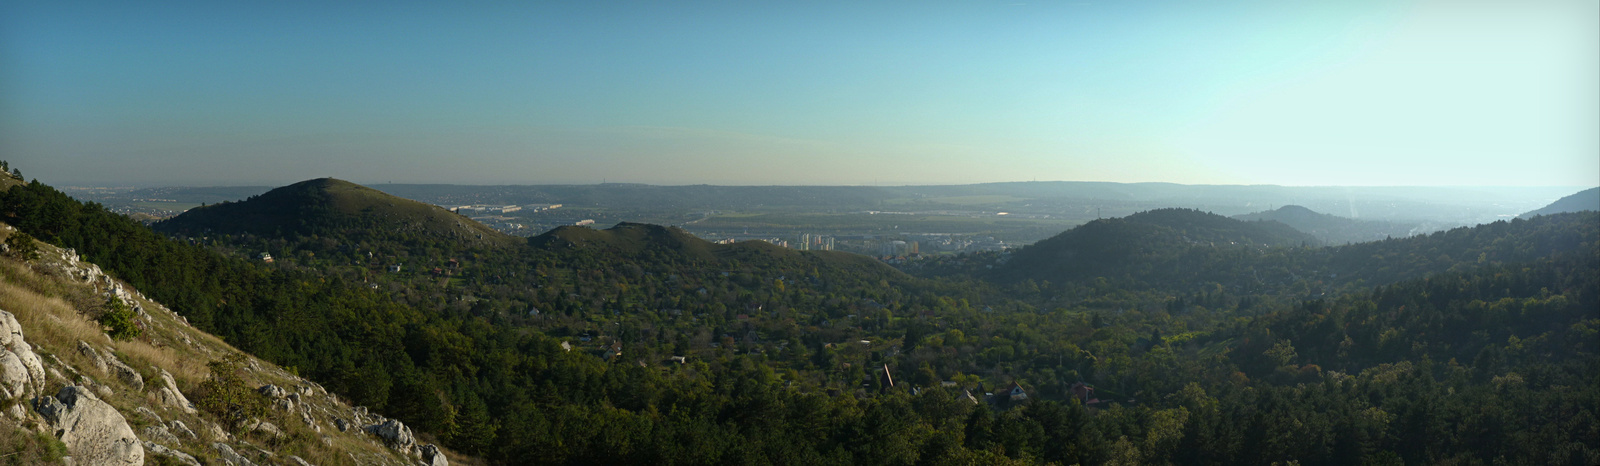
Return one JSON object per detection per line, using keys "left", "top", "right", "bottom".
{"left": 3, "top": 231, "right": 39, "bottom": 261}
{"left": 97, "top": 297, "right": 142, "bottom": 341}
{"left": 194, "top": 353, "right": 269, "bottom": 430}
{"left": 2, "top": 172, "right": 1595, "bottom": 465}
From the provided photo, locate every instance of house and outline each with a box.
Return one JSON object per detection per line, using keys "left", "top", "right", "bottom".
{"left": 1068, "top": 382, "right": 1094, "bottom": 404}
{"left": 387, "top": 264, "right": 402, "bottom": 273}
{"left": 1007, "top": 382, "right": 1027, "bottom": 401}
{"left": 258, "top": 252, "right": 273, "bottom": 263}
{"left": 669, "top": 356, "right": 687, "bottom": 364}
{"left": 560, "top": 341, "right": 571, "bottom": 352}
{"left": 604, "top": 342, "right": 623, "bottom": 360}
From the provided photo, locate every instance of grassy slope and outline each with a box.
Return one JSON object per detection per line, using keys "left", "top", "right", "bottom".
{"left": 0, "top": 224, "right": 463, "bottom": 465}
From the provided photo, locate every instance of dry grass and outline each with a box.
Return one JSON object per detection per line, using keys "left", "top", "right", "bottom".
{"left": 0, "top": 267, "right": 111, "bottom": 354}
{"left": 0, "top": 229, "right": 438, "bottom": 466}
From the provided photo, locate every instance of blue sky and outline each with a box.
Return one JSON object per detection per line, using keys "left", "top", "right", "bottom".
{"left": 3, "top": 0, "right": 1596, "bottom": 187}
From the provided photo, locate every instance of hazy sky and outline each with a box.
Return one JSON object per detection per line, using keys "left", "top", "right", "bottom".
{"left": 3, "top": 0, "right": 1596, "bottom": 187}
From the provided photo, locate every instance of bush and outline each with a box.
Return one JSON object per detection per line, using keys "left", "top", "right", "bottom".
{"left": 3, "top": 231, "right": 38, "bottom": 261}
{"left": 98, "top": 297, "right": 142, "bottom": 341}
{"left": 195, "top": 353, "right": 268, "bottom": 429}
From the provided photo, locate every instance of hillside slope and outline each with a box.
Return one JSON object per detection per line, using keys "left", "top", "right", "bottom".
{"left": 1233, "top": 205, "right": 1418, "bottom": 245}
{"left": 996, "top": 208, "right": 1318, "bottom": 286}
{"left": 531, "top": 221, "right": 900, "bottom": 274}
{"left": 1519, "top": 187, "right": 1600, "bottom": 218}
{"left": 0, "top": 224, "right": 460, "bottom": 465}
{"left": 155, "top": 178, "right": 518, "bottom": 249}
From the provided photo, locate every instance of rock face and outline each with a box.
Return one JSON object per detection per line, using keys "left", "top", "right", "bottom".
{"left": 0, "top": 310, "right": 46, "bottom": 400}
{"left": 35, "top": 385, "right": 145, "bottom": 465}
{"left": 100, "top": 345, "right": 145, "bottom": 391}
{"left": 214, "top": 442, "right": 257, "bottom": 466}
{"left": 421, "top": 443, "right": 450, "bottom": 466}
{"left": 76, "top": 340, "right": 110, "bottom": 375}
{"left": 153, "top": 367, "right": 198, "bottom": 414}
{"left": 365, "top": 418, "right": 417, "bottom": 454}
{"left": 145, "top": 441, "right": 203, "bottom": 466}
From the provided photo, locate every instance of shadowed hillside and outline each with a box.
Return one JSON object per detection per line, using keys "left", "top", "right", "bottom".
{"left": 996, "top": 208, "right": 1317, "bottom": 286}
{"left": 1234, "top": 205, "right": 1418, "bottom": 245}
{"left": 1520, "top": 187, "right": 1600, "bottom": 218}
{"left": 531, "top": 221, "right": 902, "bottom": 276}
{"left": 154, "top": 178, "right": 518, "bottom": 249}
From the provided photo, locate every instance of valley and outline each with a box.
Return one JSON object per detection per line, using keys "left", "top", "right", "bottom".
{"left": 5, "top": 170, "right": 1596, "bottom": 465}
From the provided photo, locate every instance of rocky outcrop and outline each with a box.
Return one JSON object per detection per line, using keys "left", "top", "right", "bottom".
{"left": 100, "top": 345, "right": 145, "bottom": 390}
{"left": 153, "top": 366, "right": 198, "bottom": 414}
{"left": 214, "top": 442, "right": 257, "bottom": 466}
{"left": 0, "top": 310, "right": 46, "bottom": 400}
{"left": 146, "top": 441, "right": 203, "bottom": 466}
{"left": 35, "top": 385, "right": 144, "bottom": 465}
{"left": 421, "top": 443, "right": 450, "bottom": 466}
{"left": 365, "top": 418, "right": 417, "bottom": 454}
{"left": 77, "top": 340, "right": 110, "bottom": 374}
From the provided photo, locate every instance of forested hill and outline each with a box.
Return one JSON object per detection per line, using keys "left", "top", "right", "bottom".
{"left": 987, "top": 208, "right": 1597, "bottom": 296}
{"left": 155, "top": 177, "right": 519, "bottom": 248}
{"left": 994, "top": 208, "right": 1317, "bottom": 286}
{"left": 1232, "top": 205, "right": 1417, "bottom": 245}
{"left": 1519, "top": 187, "right": 1599, "bottom": 218}
{"left": 532, "top": 221, "right": 902, "bottom": 276}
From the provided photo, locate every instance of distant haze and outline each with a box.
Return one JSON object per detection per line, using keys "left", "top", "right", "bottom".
{"left": 3, "top": 0, "right": 1596, "bottom": 187}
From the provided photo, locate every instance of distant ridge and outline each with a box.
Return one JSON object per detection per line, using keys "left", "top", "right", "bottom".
{"left": 1233, "top": 205, "right": 1417, "bottom": 245}
{"left": 997, "top": 208, "right": 1317, "bottom": 284}
{"left": 531, "top": 221, "right": 899, "bottom": 273}
{"left": 155, "top": 178, "right": 518, "bottom": 248}
{"left": 1519, "top": 187, "right": 1600, "bottom": 218}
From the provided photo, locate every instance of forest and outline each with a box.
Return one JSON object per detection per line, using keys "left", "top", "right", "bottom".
{"left": 1, "top": 175, "right": 1595, "bottom": 465}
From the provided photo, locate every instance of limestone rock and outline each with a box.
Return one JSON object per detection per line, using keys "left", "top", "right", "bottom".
{"left": 34, "top": 386, "right": 144, "bottom": 465}
{"left": 134, "top": 406, "right": 162, "bottom": 423}
{"left": 142, "top": 424, "right": 183, "bottom": 445}
{"left": 77, "top": 340, "right": 109, "bottom": 374}
{"left": 0, "top": 310, "right": 46, "bottom": 397}
{"left": 169, "top": 420, "right": 199, "bottom": 441}
{"left": 152, "top": 367, "right": 198, "bottom": 414}
{"left": 288, "top": 455, "right": 315, "bottom": 466}
{"left": 145, "top": 441, "right": 203, "bottom": 466}
{"left": 0, "top": 309, "right": 21, "bottom": 347}
{"left": 257, "top": 420, "right": 285, "bottom": 438}
{"left": 0, "top": 350, "right": 27, "bottom": 397}
{"left": 421, "top": 443, "right": 449, "bottom": 466}
{"left": 214, "top": 442, "right": 257, "bottom": 466}
{"left": 364, "top": 418, "right": 417, "bottom": 454}
{"left": 204, "top": 420, "right": 231, "bottom": 442}
{"left": 99, "top": 347, "right": 144, "bottom": 391}
{"left": 259, "top": 383, "right": 287, "bottom": 399}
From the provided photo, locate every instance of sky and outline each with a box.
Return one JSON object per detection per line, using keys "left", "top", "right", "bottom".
{"left": 2, "top": 0, "right": 1596, "bottom": 188}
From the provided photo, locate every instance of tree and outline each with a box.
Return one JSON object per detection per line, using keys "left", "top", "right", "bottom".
{"left": 4, "top": 231, "right": 38, "bottom": 261}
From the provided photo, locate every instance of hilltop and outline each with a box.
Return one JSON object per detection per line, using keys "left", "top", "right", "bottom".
{"left": 1233, "top": 205, "right": 1418, "bottom": 245}
{"left": 1519, "top": 187, "right": 1600, "bottom": 218}
{"left": 154, "top": 178, "right": 518, "bottom": 249}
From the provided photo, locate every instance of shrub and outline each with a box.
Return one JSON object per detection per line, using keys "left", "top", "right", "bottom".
{"left": 194, "top": 353, "right": 267, "bottom": 429}
{"left": 98, "top": 297, "right": 142, "bottom": 341}
{"left": 3, "top": 232, "right": 38, "bottom": 261}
